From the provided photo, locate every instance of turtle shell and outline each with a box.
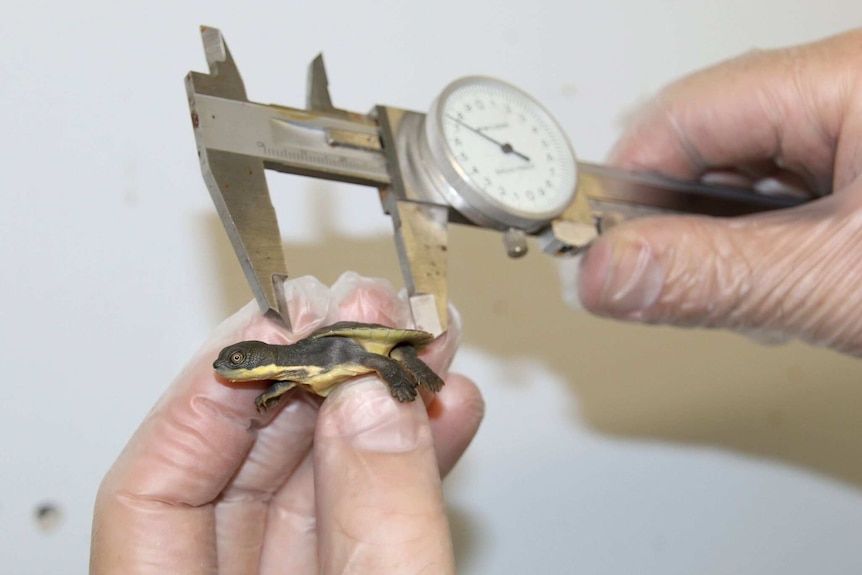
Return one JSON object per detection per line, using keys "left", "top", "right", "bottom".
{"left": 310, "top": 321, "right": 434, "bottom": 356}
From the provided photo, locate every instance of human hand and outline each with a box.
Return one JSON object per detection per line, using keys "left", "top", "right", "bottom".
{"left": 577, "top": 28, "right": 862, "bottom": 355}
{"left": 90, "top": 273, "right": 484, "bottom": 574}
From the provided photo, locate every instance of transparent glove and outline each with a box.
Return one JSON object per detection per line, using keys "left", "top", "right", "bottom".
{"left": 574, "top": 28, "right": 862, "bottom": 356}
{"left": 90, "top": 272, "right": 484, "bottom": 574}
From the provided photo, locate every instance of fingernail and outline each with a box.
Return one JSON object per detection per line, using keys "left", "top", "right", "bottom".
{"left": 321, "top": 378, "right": 422, "bottom": 453}
{"left": 594, "top": 235, "right": 665, "bottom": 318}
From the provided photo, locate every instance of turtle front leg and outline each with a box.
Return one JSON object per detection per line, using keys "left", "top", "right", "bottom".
{"left": 254, "top": 381, "right": 298, "bottom": 413}
{"left": 390, "top": 344, "right": 445, "bottom": 393}
{"left": 360, "top": 354, "right": 420, "bottom": 402}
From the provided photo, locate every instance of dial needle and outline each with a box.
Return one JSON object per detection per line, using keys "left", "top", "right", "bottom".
{"left": 445, "top": 115, "right": 531, "bottom": 162}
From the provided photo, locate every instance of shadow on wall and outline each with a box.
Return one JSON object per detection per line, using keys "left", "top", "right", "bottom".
{"left": 197, "top": 191, "right": 862, "bottom": 494}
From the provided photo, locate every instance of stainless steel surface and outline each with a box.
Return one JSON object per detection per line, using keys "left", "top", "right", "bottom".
{"left": 186, "top": 27, "right": 453, "bottom": 334}
{"left": 186, "top": 27, "right": 391, "bottom": 329}
{"left": 186, "top": 28, "right": 290, "bottom": 328}
{"left": 307, "top": 54, "right": 353, "bottom": 120}
{"left": 191, "top": 95, "right": 389, "bottom": 186}
{"left": 577, "top": 162, "right": 805, "bottom": 219}
{"left": 186, "top": 27, "right": 811, "bottom": 335}
{"left": 503, "top": 228, "right": 529, "bottom": 258}
{"left": 387, "top": 198, "right": 450, "bottom": 335}
{"left": 377, "top": 106, "right": 452, "bottom": 334}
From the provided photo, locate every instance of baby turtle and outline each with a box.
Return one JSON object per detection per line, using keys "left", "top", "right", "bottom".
{"left": 213, "top": 321, "right": 444, "bottom": 412}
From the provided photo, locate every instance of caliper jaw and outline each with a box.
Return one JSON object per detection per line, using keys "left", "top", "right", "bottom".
{"left": 185, "top": 27, "right": 290, "bottom": 328}
{"left": 305, "top": 54, "right": 454, "bottom": 339}
{"left": 186, "top": 27, "right": 451, "bottom": 335}
{"left": 375, "top": 107, "right": 451, "bottom": 336}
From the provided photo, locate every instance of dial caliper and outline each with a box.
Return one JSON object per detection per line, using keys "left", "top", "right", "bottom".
{"left": 186, "top": 27, "right": 805, "bottom": 337}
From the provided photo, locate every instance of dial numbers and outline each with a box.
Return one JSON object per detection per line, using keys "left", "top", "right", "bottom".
{"left": 439, "top": 83, "right": 575, "bottom": 218}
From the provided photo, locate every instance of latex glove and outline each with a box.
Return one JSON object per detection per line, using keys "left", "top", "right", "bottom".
{"left": 576, "top": 28, "right": 862, "bottom": 355}
{"left": 90, "top": 273, "right": 484, "bottom": 574}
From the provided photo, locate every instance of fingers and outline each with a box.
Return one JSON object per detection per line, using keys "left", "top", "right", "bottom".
{"left": 90, "top": 300, "right": 299, "bottom": 574}
{"left": 90, "top": 276, "right": 334, "bottom": 574}
{"left": 609, "top": 29, "right": 862, "bottom": 194}
{"left": 256, "top": 451, "right": 320, "bottom": 574}
{"left": 427, "top": 374, "right": 485, "bottom": 476}
{"left": 213, "top": 394, "right": 321, "bottom": 574}
{"left": 255, "top": 274, "right": 475, "bottom": 573}
{"left": 578, "top": 29, "right": 862, "bottom": 354}
{"left": 313, "top": 377, "right": 457, "bottom": 575}
{"left": 92, "top": 272, "right": 476, "bottom": 574}
{"left": 579, "top": 189, "right": 862, "bottom": 355}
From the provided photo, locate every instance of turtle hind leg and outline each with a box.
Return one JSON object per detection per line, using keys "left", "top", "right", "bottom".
{"left": 359, "top": 354, "right": 419, "bottom": 402}
{"left": 254, "top": 381, "right": 297, "bottom": 413}
{"left": 390, "top": 344, "right": 445, "bottom": 393}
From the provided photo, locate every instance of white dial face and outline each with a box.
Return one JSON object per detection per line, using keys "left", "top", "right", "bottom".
{"left": 438, "top": 79, "right": 576, "bottom": 221}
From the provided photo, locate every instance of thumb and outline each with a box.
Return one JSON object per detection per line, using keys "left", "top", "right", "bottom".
{"left": 577, "top": 193, "right": 862, "bottom": 355}
{"left": 314, "top": 377, "right": 455, "bottom": 575}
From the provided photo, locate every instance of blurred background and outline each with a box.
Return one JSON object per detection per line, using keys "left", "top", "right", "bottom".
{"left": 3, "top": 1, "right": 862, "bottom": 573}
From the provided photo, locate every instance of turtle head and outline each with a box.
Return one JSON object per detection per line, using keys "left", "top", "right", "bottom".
{"left": 213, "top": 340, "right": 279, "bottom": 381}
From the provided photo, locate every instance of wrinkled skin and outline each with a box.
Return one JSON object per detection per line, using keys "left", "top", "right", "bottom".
{"left": 90, "top": 273, "right": 484, "bottom": 574}
{"left": 577, "top": 28, "right": 862, "bottom": 356}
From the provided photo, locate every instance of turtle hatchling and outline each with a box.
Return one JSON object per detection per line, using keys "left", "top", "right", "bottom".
{"left": 213, "top": 321, "right": 444, "bottom": 412}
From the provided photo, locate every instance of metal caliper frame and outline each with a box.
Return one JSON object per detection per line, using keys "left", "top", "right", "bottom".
{"left": 186, "top": 27, "right": 806, "bottom": 337}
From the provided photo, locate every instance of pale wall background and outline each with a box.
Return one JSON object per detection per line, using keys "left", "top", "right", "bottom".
{"left": 3, "top": 1, "right": 862, "bottom": 573}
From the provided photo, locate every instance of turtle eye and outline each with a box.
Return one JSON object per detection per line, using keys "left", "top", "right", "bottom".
{"left": 229, "top": 351, "right": 245, "bottom": 364}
